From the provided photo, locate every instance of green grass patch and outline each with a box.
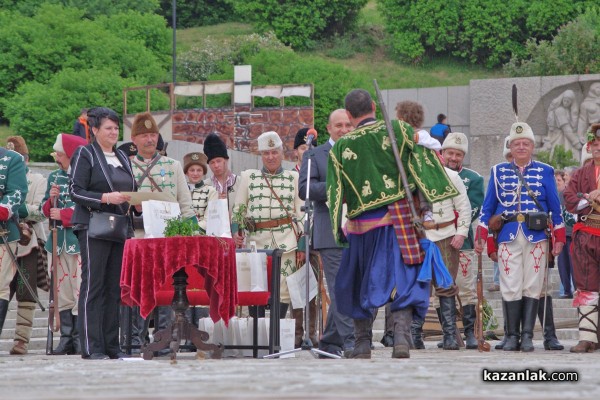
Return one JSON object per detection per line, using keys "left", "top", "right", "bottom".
{"left": 177, "top": 22, "right": 254, "bottom": 53}
{"left": 0, "top": 124, "right": 14, "bottom": 144}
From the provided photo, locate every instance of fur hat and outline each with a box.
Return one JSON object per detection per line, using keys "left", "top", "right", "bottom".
{"left": 294, "top": 128, "right": 310, "bottom": 149}
{"left": 53, "top": 133, "right": 87, "bottom": 159}
{"left": 183, "top": 152, "right": 208, "bottom": 175}
{"left": 203, "top": 133, "right": 229, "bottom": 163}
{"left": 503, "top": 136, "right": 511, "bottom": 159}
{"left": 5, "top": 136, "right": 28, "bottom": 156}
{"left": 258, "top": 131, "right": 282, "bottom": 152}
{"left": 131, "top": 112, "right": 159, "bottom": 137}
{"left": 441, "top": 132, "right": 468, "bottom": 155}
{"left": 507, "top": 122, "right": 535, "bottom": 145}
{"left": 117, "top": 142, "right": 138, "bottom": 158}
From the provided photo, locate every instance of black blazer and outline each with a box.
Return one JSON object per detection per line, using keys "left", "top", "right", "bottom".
{"left": 298, "top": 141, "right": 340, "bottom": 250}
{"left": 69, "top": 141, "right": 136, "bottom": 227}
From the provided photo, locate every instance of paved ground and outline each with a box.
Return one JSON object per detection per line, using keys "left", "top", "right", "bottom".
{"left": 1, "top": 340, "right": 597, "bottom": 400}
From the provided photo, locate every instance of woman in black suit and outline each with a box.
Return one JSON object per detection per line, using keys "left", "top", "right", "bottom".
{"left": 70, "top": 107, "right": 136, "bottom": 360}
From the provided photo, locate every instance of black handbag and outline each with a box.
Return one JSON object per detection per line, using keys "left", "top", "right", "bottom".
{"left": 88, "top": 211, "right": 129, "bottom": 243}
{"left": 511, "top": 165, "right": 549, "bottom": 232}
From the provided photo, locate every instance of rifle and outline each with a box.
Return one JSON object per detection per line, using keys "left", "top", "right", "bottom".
{"left": 475, "top": 253, "right": 491, "bottom": 352}
{"left": 373, "top": 80, "right": 424, "bottom": 235}
{"left": 46, "top": 187, "right": 61, "bottom": 355}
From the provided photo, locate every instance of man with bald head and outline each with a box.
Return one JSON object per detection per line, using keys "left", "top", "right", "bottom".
{"left": 299, "top": 109, "right": 355, "bottom": 357}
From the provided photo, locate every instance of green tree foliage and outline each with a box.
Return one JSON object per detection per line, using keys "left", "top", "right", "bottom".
{"left": 4, "top": 68, "right": 169, "bottom": 161}
{"left": 0, "top": 4, "right": 170, "bottom": 115}
{"left": 231, "top": 0, "right": 367, "bottom": 50}
{"left": 159, "top": 0, "right": 235, "bottom": 28}
{"left": 0, "top": 0, "right": 159, "bottom": 17}
{"left": 377, "top": 0, "right": 594, "bottom": 67}
{"left": 535, "top": 145, "right": 579, "bottom": 170}
{"left": 505, "top": 8, "right": 600, "bottom": 77}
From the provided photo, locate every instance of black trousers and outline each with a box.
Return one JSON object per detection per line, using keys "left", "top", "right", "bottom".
{"left": 77, "top": 230, "right": 123, "bottom": 357}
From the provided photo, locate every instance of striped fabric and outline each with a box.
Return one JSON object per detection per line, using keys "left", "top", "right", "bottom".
{"left": 387, "top": 197, "right": 423, "bottom": 265}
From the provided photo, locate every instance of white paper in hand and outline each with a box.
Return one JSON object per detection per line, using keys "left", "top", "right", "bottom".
{"left": 206, "top": 199, "right": 232, "bottom": 238}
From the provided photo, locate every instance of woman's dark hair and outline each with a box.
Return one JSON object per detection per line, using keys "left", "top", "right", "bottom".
{"left": 395, "top": 101, "right": 424, "bottom": 129}
{"left": 87, "top": 107, "right": 120, "bottom": 129}
{"left": 437, "top": 113, "right": 446, "bottom": 123}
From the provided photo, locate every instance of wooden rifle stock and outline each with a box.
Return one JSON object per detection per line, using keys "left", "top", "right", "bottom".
{"left": 475, "top": 254, "right": 490, "bottom": 352}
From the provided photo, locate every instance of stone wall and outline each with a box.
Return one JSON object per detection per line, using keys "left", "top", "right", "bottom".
{"left": 171, "top": 105, "right": 314, "bottom": 162}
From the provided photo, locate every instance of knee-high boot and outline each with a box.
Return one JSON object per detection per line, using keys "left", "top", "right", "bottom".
{"left": 10, "top": 301, "right": 36, "bottom": 355}
{"left": 0, "top": 299, "right": 8, "bottom": 336}
{"left": 411, "top": 318, "right": 425, "bottom": 349}
{"left": 292, "top": 308, "right": 304, "bottom": 348}
{"left": 503, "top": 299, "right": 522, "bottom": 351}
{"left": 380, "top": 304, "right": 394, "bottom": 347}
{"left": 392, "top": 308, "right": 412, "bottom": 358}
{"left": 308, "top": 298, "right": 318, "bottom": 346}
{"left": 350, "top": 318, "right": 372, "bottom": 359}
{"left": 462, "top": 304, "right": 477, "bottom": 350}
{"left": 570, "top": 305, "right": 598, "bottom": 353}
{"left": 520, "top": 297, "right": 539, "bottom": 352}
{"left": 53, "top": 310, "right": 75, "bottom": 355}
{"left": 439, "top": 296, "right": 459, "bottom": 350}
{"left": 72, "top": 314, "right": 81, "bottom": 355}
{"left": 495, "top": 300, "right": 508, "bottom": 349}
{"left": 538, "top": 296, "right": 563, "bottom": 350}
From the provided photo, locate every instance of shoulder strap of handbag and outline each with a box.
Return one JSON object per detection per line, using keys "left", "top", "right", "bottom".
{"left": 511, "top": 164, "right": 546, "bottom": 212}
{"left": 261, "top": 172, "right": 299, "bottom": 239}
{"left": 98, "top": 154, "right": 128, "bottom": 215}
{"left": 132, "top": 154, "right": 163, "bottom": 192}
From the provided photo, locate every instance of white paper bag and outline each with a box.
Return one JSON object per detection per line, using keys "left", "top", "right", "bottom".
{"left": 258, "top": 317, "right": 295, "bottom": 358}
{"left": 236, "top": 253, "right": 251, "bottom": 292}
{"left": 286, "top": 263, "right": 318, "bottom": 309}
{"left": 249, "top": 252, "right": 268, "bottom": 292}
{"left": 206, "top": 199, "right": 232, "bottom": 238}
{"left": 198, "top": 317, "right": 214, "bottom": 344}
{"left": 141, "top": 200, "right": 181, "bottom": 238}
{"left": 233, "top": 318, "right": 253, "bottom": 357}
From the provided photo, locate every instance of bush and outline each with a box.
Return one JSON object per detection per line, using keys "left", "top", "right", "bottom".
{"left": 377, "top": 0, "right": 594, "bottom": 67}
{"left": 159, "top": 0, "right": 236, "bottom": 28}
{"left": 231, "top": 0, "right": 367, "bottom": 50}
{"left": 4, "top": 68, "right": 169, "bottom": 161}
{"left": 535, "top": 145, "right": 579, "bottom": 170}
{"left": 0, "top": 0, "right": 160, "bottom": 17}
{"left": 505, "top": 8, "right": 600, "bottom": 76}
{"left": 178, "top": 32, "right": 290, "bottom": 81}
{"left": 0, "top": 4, "right": 170, "bottom": 117}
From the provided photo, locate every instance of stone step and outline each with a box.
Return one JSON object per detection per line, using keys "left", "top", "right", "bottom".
{"left": 0, "top": 337, "right": 60, "bottom": 353}
{"left": 371, "top": 327, "right": 579, "bottom": 342}
{"left": 1, "top": 326, "right": 51, "bottom": 341}
{"left": 0, "top": 316, "right": 52, "bottom": 331}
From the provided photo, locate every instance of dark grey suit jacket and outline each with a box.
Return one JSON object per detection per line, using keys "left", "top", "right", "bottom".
{"left": 298, "top": 141, "right": 340, "bottom": 250}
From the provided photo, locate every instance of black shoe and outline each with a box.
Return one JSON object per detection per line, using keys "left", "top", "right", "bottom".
{"left": 83, "top": 353, "right": 110, "bottom": 360}
{"left": 109, "top": 352, "right": 131, "bottom": 359}
{"left": 380, "top": 332, "right": 394, "bottom": 348}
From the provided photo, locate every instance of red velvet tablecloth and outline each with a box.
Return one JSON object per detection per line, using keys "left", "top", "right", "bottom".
{"left": 120, "top": 236, "right": 237, "bottom": 323}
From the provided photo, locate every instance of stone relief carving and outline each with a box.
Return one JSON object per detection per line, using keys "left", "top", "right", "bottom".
{"left": 543, "top": 81, "right": 600, "bottom": 161}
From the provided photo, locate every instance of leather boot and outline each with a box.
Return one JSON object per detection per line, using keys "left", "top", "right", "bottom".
{"left": 10, "top": 301, "right": 36, "bottom": 355}
{"left": 435, "top": 308, "right": 443, "bottom": 348}
{"left": 520, "top": 297, "right": 539, "bottom": 352}
{"left": 462, "top": 304, "right": 477, "bottom": 350}
{"left": 308, "top": 298, "right": 318, "bottom": 346}
{"left": 439, "top": 297, "right": 459, "bottom": 350}
{"left": 495, "top": 300, "right": 508, "bottom": 350}
{"left": 350, "top": 318, "right": 372, "bottom": 359}
{"left": 503, "top": 299, "right": 522, "bottom": 351}
{"left": 411, "top": 318, "right": 425, "bottom": 349}
{"left": 570, "top": 305, "right": 598, "bottom": 353}
{"left": 53, "top": 310, "right": 75, "bottom": 355}
{"left": 392, "top": 308, "right": 412, "bottom": 358}
{"left": 292, "top": 308, "right": 304, "bottom": 348}
{"left": 380, "top": 304, "right": 394, "bottom": 347}
{"left": 72, "top": 314, "right": 81, "bottom": 355}
{"left": 538, "top": 296, "right": 563, "bottom": 350}
{"left": 0, "top": 299, "right": 8, "bottom": 336}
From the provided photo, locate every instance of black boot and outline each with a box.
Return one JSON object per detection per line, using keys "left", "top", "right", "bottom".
{"left": 392, "top": 308, "right": 412, "bottom": 358}
{"left": 503, "top": 300, "right": 523, "bottom": 351}
{"left": 462, "top": 304, "right": 478, "bottom": 350}
{"left": 0, "top": 299, "right": 9, "bottom": 336}
{"left": 435, "top": 308, "right": 444, "bottom": 348}
{"left": 520, "top": 297, "right": 539, "bottom": 352}
{"left": 53, "top": 310, "right": 75, "bottom": 355}
{"left": 380, "top": 304, "right": 394, "bottom": 347}
{"left": 411, "top": 318, "right": 425, "bottom": 349}
{"left": 72, "top": 314, "right": 81, "bottom": 355}
{"left": 439, "top": 297, "right": 459, "bottom": 350}
{"left": 538, "top": 296, "right": 564, "bottom": 350}
{"left": 495, "top": 300, "right": 508, "bottom": 350}
{"left": 350, "top": 319, "right": 372, "bottom": 359}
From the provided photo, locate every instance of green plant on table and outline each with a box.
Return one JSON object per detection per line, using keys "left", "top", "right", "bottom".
{"left": 163, "top": 216, "right": 199, "bottom": 237}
